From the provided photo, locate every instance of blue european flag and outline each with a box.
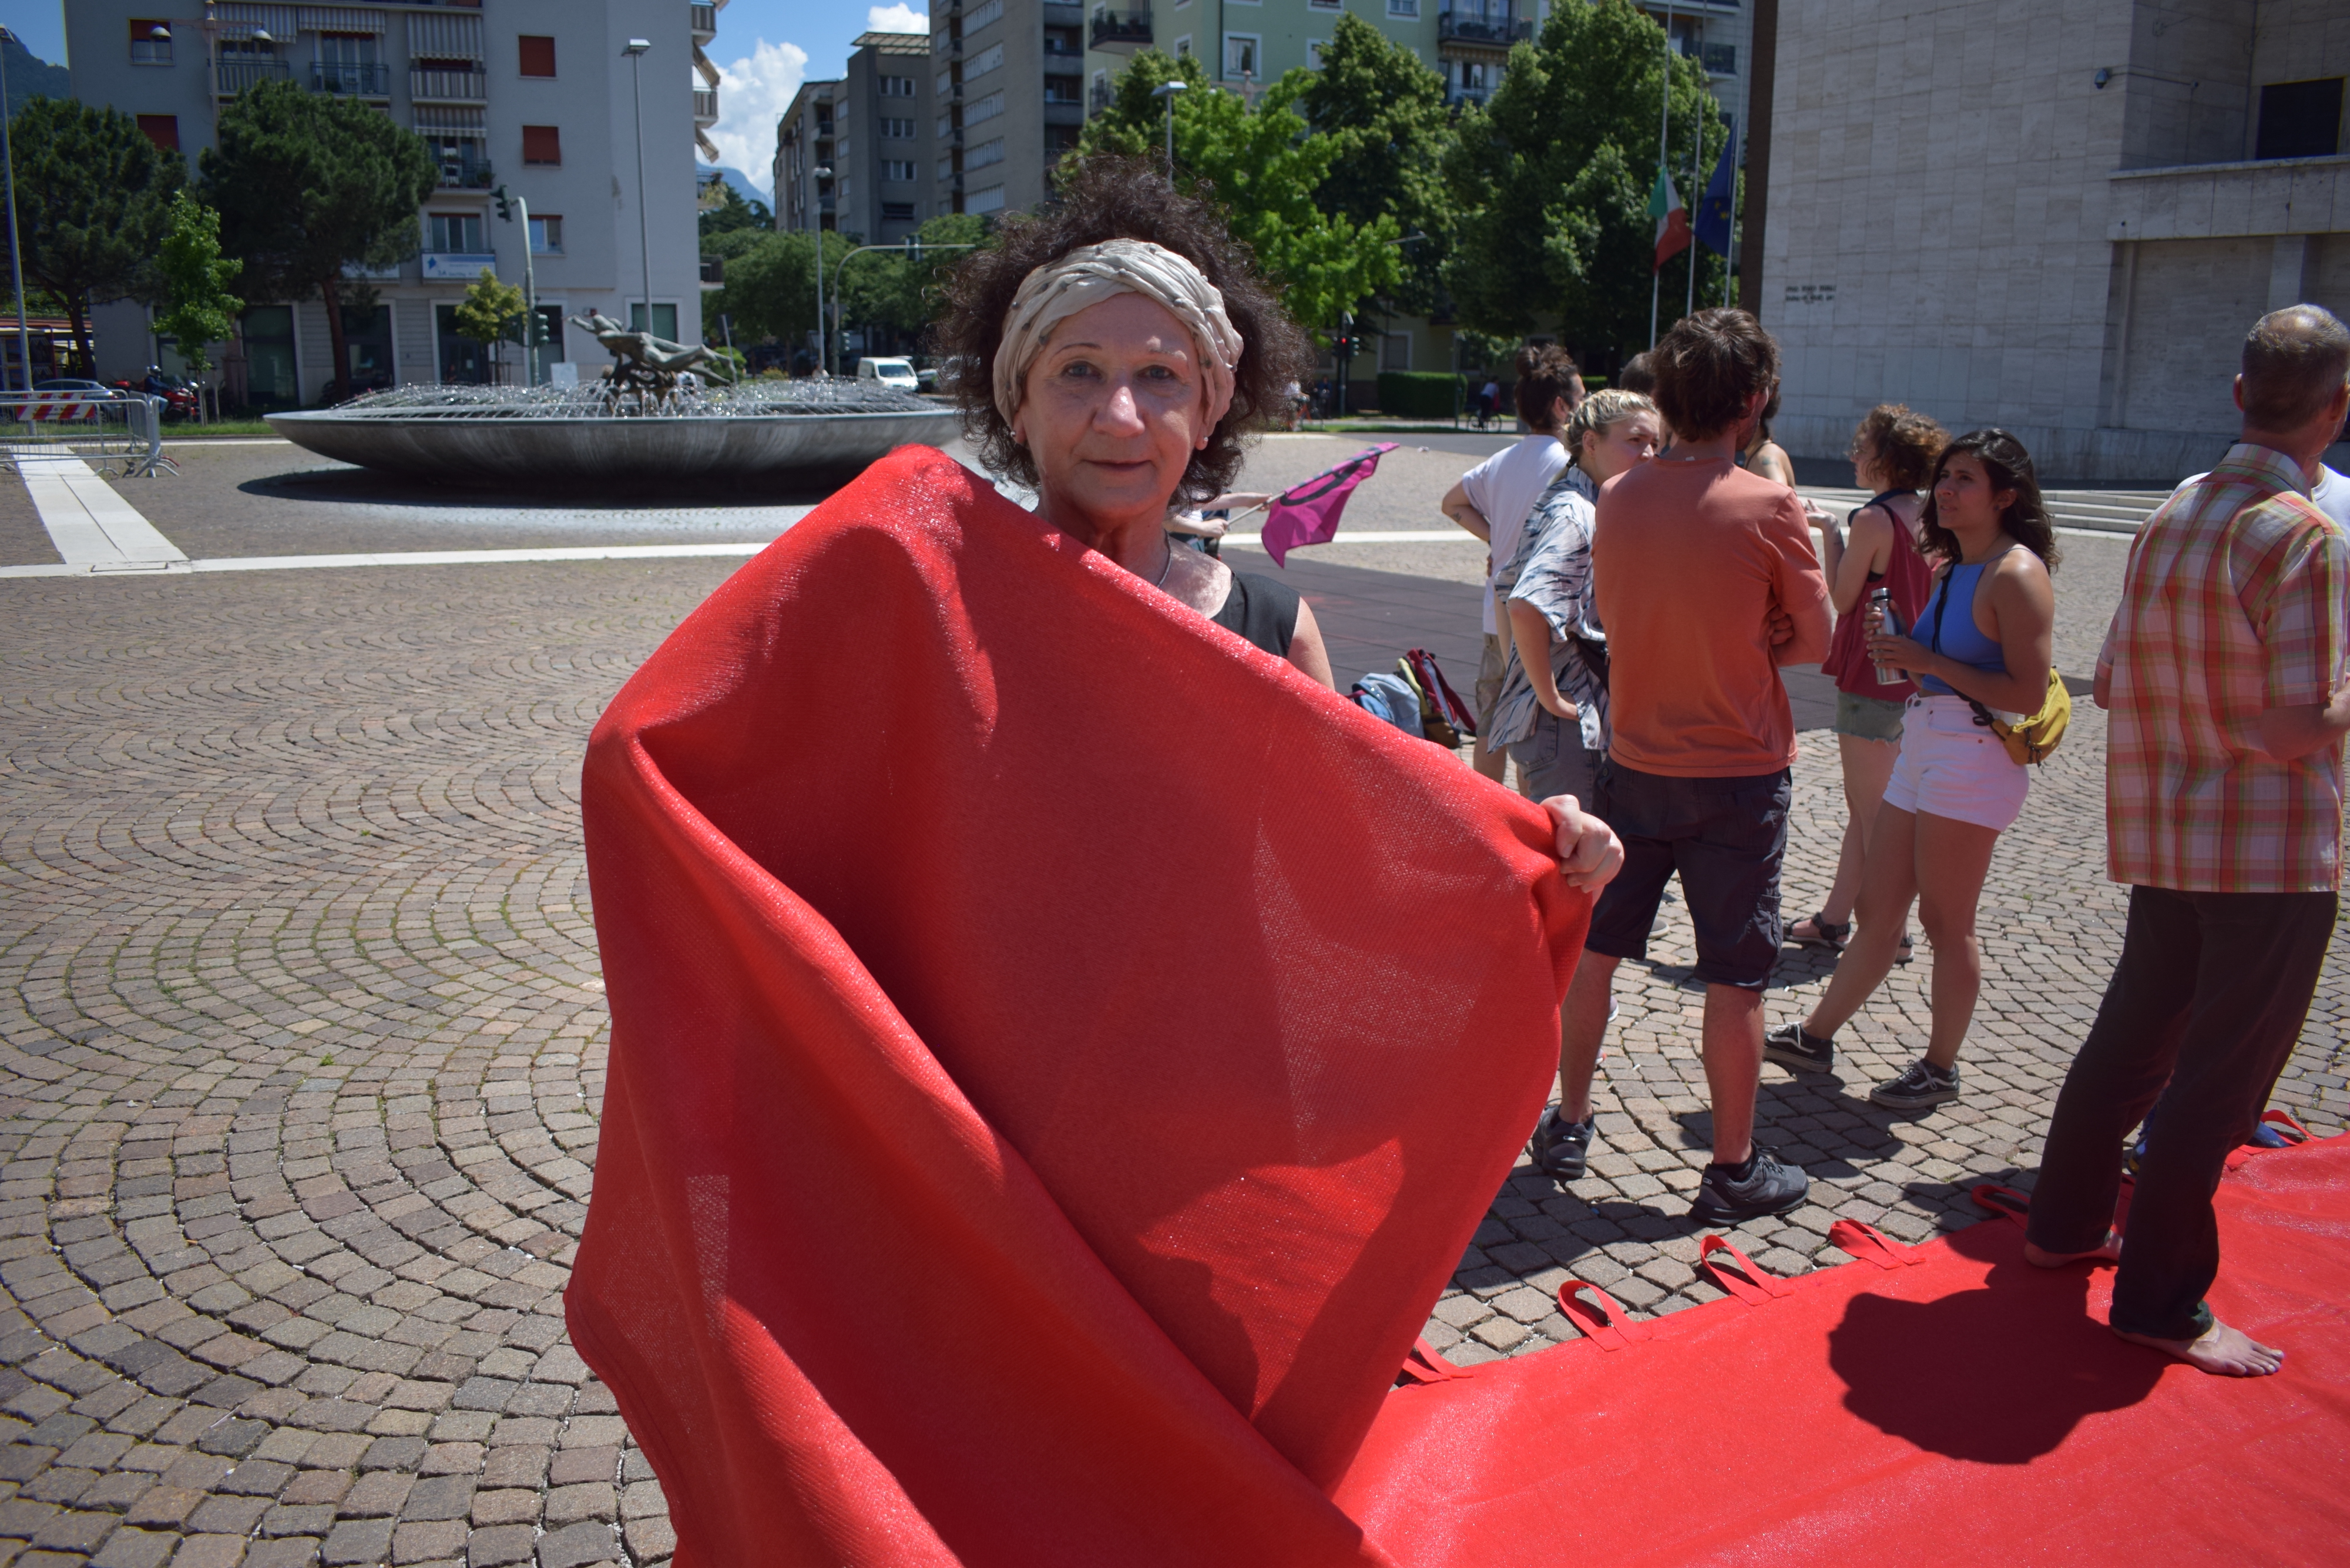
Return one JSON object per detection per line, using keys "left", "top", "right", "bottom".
{"left": 1693, "top": 122, "right": 1737, "bottom": 257}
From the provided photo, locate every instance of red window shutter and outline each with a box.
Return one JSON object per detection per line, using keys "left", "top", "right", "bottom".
{"left": 518, "top": 35, "right": 556, "bottom": 77}
{"left": 136, "top": 115, "right": 180, "bottom": 152}
{"left": 522, "top": 125, "right": 562, "bottom": 165}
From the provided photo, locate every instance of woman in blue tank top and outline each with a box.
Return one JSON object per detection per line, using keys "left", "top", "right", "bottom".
{"left": 1765, "top": 430, "right": 2059, "bottom": 1114}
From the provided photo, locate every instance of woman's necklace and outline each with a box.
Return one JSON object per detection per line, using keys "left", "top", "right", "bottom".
{"left": 1154, "top": 535, "right": 1176, "bottom": 588}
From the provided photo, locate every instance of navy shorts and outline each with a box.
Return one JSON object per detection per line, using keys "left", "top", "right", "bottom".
{"left": 1585, "top": 762, "right": 1792, "bottom": 990}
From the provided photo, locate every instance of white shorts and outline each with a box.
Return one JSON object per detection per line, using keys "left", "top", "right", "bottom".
{"left": 1882, "top": 694, "right": 2029, "bottom": 831}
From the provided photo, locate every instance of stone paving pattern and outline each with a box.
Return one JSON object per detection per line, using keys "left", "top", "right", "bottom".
{"left": 0, "top": 512, "right": 2342, "bottom": 1565}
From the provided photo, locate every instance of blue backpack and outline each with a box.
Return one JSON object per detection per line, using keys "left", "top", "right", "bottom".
{"left": 1350, "top": 671, "right": 1425, "bottom": 736}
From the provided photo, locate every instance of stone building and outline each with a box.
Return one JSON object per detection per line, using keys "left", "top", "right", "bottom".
{"left": 1761, "top": 0, "right": 2350, "bottom": 483}
{"left": 68, "top": 1, "right": 714, "bottom": 400}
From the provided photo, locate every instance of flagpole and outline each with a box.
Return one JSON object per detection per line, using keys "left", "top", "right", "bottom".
{"left": 1725, "top": 121, "right": 1738, "bottom": 310}
{"left": 1686, "top": 88, "right": 1700, "bottom": 321}
{"left": 1651, "top": 2, "right": 1673, "bottom": 348}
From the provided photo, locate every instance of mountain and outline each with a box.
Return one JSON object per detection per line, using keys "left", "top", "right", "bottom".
{"left": 3, "top": 36, "right": 72, "bottom": 118}
{"left": 697, "top": 165, "right": 772, "bottom": 210}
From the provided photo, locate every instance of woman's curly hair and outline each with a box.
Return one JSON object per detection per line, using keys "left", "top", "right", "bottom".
{"left": 934, "top": 155, "right": 1314, "bottom": 504}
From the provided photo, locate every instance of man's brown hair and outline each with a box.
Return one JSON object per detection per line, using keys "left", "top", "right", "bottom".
{"left": 1513, "top": 344, "right": 1582, "bottom": 432}
{"left": 1650, "top": 308, "right": 1780, "bottom": 442}
{"left": 1615, "top": 352, "right": 1656, "bottom": 396}
{"left": 2241, "top": 305, "right": 2350, "bottom": 432}
{"left": 1851, "top": 403, "right": 1949, "bottom": 491}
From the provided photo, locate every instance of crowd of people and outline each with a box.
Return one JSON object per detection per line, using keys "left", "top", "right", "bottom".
{"left": 934, "top": 156, "right": 2348, "bottom": 1379}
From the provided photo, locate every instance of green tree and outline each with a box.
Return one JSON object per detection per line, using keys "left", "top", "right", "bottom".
{"left": 698, "top": 178, "right": 773, "bottom": 240}
{"left": 709, "top": 227, "right": 936, "bottom": 368}
{"left": 1444, "top": 0, "right": 1729, "bottom": 360}
{"left": 452, "top": 268, "right": 526, "bottom": 377}
{"left": 1077, "top": 51, "right": 1401, "bottom": 336}
{"left": 1292, "top": 15, "right": 1456, "bottom": 318}
{"left": 152, "top": 192, "right": 244, "bottom": 378}
{"left": 201, "top": 79, "right": 437, "bottom": 399}
{"left": 856, "top": 213, "right": 995, "bottom": 344}
{"left": 5, "top": 98, "right": 184, "bottom": 375}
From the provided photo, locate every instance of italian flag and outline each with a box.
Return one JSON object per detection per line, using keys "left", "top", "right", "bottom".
{"left": 1650, "top": 169, "right": 1691, "bottom": 271}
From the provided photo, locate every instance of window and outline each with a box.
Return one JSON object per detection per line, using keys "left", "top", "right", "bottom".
{"left": 428, "top": 213, "right": 486, "bottom": 253}
{"left": 522, "top": 125, "right": 562, "bottom": 165}
{"left": 1388, "top": 0, "right": 1418, "bottom": 14}
{"left": 936, "top": 68, "right": 955, "bottom": 96}
{"left": 884, "top": 160, "right": 918, "bottom": 182}
{"left": 837, "top": 137, "right": 851, "bottom": 159}
{"left": 966, "top": 0, "right": 1004, "bottom": 31}
{"left": 1379, "top": 333, "right": 1411, "bottom": 372}
{"left": 966, "top": 89, "right": 1005, "bottom": 126}
{"left": 882, "top": 117, "right": 916, "bottom": 139}
{"left": 968, "top": 42, "right": 1004, "bottom": 79}
{"left": 937, "top": 155, "right": 955, "bottom": 179}
{"left": 1175, "top": 35, "right": 1192, "bottom": 56}
{"left": 1224, "top": 33, "right": 1260, "bottom": 80}
{"left": 318, "top": 32, "right": 378, "bottom": 66}
{"left": 883, "top": 202, "right": 917, "bottom": 220}
{"left": 936, "top": 112, "right": 956, "bottom": 137}
{"left": 967, "top": 185, "right": 1005, "bottom": 214}
{"left": 2256, "top": 78, "right": 2345, "bottom": 161}
{"left": 628, "top": 304, "right": 679, "bottom": 340}
{"left": 967, "top": 136, "right": 1005, "bottom": 170}
{"left": 518, "top": 35, "right": 556, "bottom": 78}
{"left": 128, "top": 19, "right": 172, "bottom": 64}
{"left": 1308, "top": 0, "right": 1340, "bottom": 9}
{"left": 529, "top": 215, "right": 563, "bottom": 254}
{"left": 135, "top": 115, "right": 180, "bottom": 152}
{"left": 1043, "top": 75, "right": 1081, "bottom": 103}
{"left": 879, "top": 74, "right": 917, "bottom": 97}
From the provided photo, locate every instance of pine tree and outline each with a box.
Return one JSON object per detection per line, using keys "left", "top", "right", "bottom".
{"left": 5, "top": 98, "right": 184, "bottom": 375}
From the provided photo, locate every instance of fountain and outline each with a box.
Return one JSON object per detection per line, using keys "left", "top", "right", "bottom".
{"left": 266, "top": 315, "right": 959, "bottom": 488}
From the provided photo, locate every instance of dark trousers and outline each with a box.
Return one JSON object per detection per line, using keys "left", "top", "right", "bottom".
{"left": 2026, "top": 885, "right": 2336, "bottom": 1340}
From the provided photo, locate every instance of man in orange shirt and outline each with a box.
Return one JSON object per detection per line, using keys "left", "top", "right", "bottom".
{"left": 1526, "top": 309, "right": 1831, "bottom": 1226}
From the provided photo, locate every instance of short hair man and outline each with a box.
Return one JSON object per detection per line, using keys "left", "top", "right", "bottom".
{"left": 1442, "top": 345, "right": 1585, "bottom": 784}
{"left": 1528, "top": 309, "right": 1831, "bottom": 1223}
{"left": 2026, "top": 306, "right": 2350, "bottom": 1376}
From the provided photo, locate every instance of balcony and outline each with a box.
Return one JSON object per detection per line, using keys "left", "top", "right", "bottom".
{"left": 438, "top": 157, "right": 495, "bottom": 189}
{"left": 411, "top": 67, "right": 487, "bottom": 101}
{"left": 694, "top": 88, "right": 719, "bottom": 123}
{"left": 699, "top": 256, "right": 724, "bottom": 285}
{"left": 1446, "top": 82, "right": 1494, "bottom": 106}
{"left": 1437, "top": 15, "right": 1533, "bottom": 49}
{"left": 1697, "top": 41, "right": 1735, "bottom": 75}
{"left": 1089, "top": 9, "right": 1152, "bottom": 52}
{"left": 420, "top": 253, "right": 496, "bottom": 281}
{"left": 213, "top": 59, "right": 291, "bottom": 96}
{"left": 311, "top": 62, "right": 391, "bottom": 96}
{"left": 1088, "top": 77, "right": 1114, "bottom": 114}
{"left": 691, "top": 4, "right": 718, "bottom": 39}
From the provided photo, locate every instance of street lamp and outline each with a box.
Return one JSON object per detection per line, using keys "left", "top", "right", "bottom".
{"left": 810, "top": 166, "right": 832, "bottom": 374}
{"left": 0, "top": 26, "right": 29, "bottom": 390}
{"left": 622, "top": 39, "right": 653, "bottom": 341}
{"left": 1150, "top": 79, "right": 1186, "bottom": 173}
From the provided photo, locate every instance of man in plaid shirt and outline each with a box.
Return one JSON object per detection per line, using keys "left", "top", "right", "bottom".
{"left": 2025, "top": 306, "right": 2350, "bottom": 1377}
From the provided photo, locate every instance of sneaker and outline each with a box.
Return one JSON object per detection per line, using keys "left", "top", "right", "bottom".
{"left": 1687, "top": 1147, "right": 1810, "bottom": 1225}
{"left": 1871, "top": 1060, "right": 1960, "bottom": 1110}
{"left": 1764, "top": 1021, "right": 1834, "bottom": 1073}
{"left": 1529, "top": 1107, "right": 1596, "bottom": 1180}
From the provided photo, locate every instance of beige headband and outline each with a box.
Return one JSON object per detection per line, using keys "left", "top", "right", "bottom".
{"left": 993, "top": 239, "right": 1244, "bottom": 431}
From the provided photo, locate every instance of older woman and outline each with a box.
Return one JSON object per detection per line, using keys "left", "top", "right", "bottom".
{"left": 936, "top": 159, "right": 1622, "bottom": 887}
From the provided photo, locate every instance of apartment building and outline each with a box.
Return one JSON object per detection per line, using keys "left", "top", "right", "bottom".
{"left": 938, "top": 0, "right": 1089, "bottom": 217}
{"left": 1762, "top": 0, "right": 2349, "bottom": 482}
{"left": 68, "top": 0, "right": 715, "bottom": 401}
{"left": 773, "top": 32, "right": 935, "bottom": 244}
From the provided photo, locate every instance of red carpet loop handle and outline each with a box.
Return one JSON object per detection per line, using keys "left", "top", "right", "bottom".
{"left": 1399, "top": 1337, "right": 1474, "bottom": 1385}
{"left": 2261, "top": 1108, "right": 2312, "bottom": 1143}
{"left": 1697, "top": 1236, "right": 1793, "bottom": 1305}
{"left": 1825, "top": 1218, "right": 1921, "bottom": 1271}
{"left": 1557, "top": 1281, "right": 1652, "bottom": 1352}
{"left": 1971, "top": 1184, "right": 2031, "bottom": 1228}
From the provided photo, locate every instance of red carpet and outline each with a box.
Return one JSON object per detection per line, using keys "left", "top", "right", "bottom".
{"left": 565, "top": 448, "right": 2350, "bottom": 1566}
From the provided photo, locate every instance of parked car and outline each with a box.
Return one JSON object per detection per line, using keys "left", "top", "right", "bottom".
{"left": 31, "top": 378, "right": 124, "bottom": 399}
{"left": 855, "top": 356, "right": 919, "bottom": 392}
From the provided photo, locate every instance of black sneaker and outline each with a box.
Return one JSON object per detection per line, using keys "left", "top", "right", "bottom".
{"left": 1529, "top": 1107, "right": 1596, "bottom": 1180}
{"left": 1687, "top": 1147, "right": 1809, "bottom": 1225}
{"left": 1871, "top": 1060, "right": 1960, "bottom": 1110}
{"left": 1764, "top": 1022, "right": 1834, "bottom": 1073}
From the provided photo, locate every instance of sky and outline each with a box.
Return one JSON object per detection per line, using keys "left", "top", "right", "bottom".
{"left": 0, "top": 0, "right": 921, "bottom": 199}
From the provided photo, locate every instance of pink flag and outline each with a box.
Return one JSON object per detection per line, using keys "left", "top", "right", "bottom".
{"left": 1260, "top": 442, "right": 1398, "bottom": 568}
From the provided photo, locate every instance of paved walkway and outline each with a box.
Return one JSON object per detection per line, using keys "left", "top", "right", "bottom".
{"left": 0, "top": 451, "right": 2340, "bottom": 1568}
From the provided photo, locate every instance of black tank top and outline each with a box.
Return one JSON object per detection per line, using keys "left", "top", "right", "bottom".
{"left": 1209, "top": 570, "right": 1300, "bottom": 659}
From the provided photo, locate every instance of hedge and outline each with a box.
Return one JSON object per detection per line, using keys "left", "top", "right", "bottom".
{"left": 1376, "top": 371, "right": 1463, "bottom": 419}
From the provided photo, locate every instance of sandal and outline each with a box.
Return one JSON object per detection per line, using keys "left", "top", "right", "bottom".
{"left": 1894, "top": 933, "right": 1915, "bottom": 963}
{"left": 1786, "top": 912, "right": 1850, "bottom": 952}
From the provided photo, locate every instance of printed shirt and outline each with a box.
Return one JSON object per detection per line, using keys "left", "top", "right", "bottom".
{"left": 2104, "top": 443, "right": 2349, "bottom": 893}
{"left": 1459, "top": 434, "right": 1569, "bottom": 634}
{"left": 1488, "top": 466, "right": 1606, "bottom": 753}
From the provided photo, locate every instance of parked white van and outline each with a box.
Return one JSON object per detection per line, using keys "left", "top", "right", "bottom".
{"left": 856, "top": 357, "right": 919, "bottom": 392}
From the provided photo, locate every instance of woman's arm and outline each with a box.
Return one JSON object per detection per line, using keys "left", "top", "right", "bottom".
{"left": 1441, "top": 480, "right": 1491, "bottom": 543}
{"left": 1751, "top": 441, "right": 1797, "bottom": 488}
{"left": 1868, "top": 552, "right": 2054, "bottom": 713}
{"left": 1827, "top": 502, "right": 1894, "bottom": 616}
{"left": 1507, "top": 597, "right": 1575, "bottom": 718}
{"left": 1285, "top": 599, "right": 1337, "bottom": 690}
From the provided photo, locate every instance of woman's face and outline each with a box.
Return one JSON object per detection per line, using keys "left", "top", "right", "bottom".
{"left": 1933, "top": 451, "right": 2015, "bottom": 534}
{"left": 1850, "top": 438, "right": 1881, "bottom": 491}
{"left": 1580, "top": 412, "right": 1661, "bottom": 484}
{"left": 1013, "top": 291, "right": 1207, "bottom": 541}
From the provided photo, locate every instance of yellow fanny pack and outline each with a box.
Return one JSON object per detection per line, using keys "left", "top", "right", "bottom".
{"left": 1966, "top": 670, "right": 2071, "bottom": 766}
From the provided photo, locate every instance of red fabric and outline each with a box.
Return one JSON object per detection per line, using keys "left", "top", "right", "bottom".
{"left": 566, "top": 446, "right": 1589, "bottom": 1567}
{"left": 1337, "top": 1134, "right": 2350, "bottom": 1566}
{"left": 1819, "top": 497, "right": 1933, "bottom": 702}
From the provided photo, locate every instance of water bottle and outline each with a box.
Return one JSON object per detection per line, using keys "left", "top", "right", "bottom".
{"left": 1869, "top": 587, "right": 1902, "bottom": 686}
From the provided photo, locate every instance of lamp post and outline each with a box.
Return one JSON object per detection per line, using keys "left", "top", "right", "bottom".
{"left": 622, "top": 38, "right": 653, "bottom": 341}
{"left": 1150, "top": 79, "right": 1186, "bottom": 174}
{"left": 810, "top": 165, "right": 832, "bottom": 374}
{"left": 0, "top": 26, "right": 31, "bottom": 391}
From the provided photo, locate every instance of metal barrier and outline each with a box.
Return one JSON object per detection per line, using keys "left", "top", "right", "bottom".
{"left": 0, "top": 394, "right": 175, "bottom": 478}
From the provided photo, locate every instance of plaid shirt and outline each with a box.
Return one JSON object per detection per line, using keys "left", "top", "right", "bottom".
{"left": 2104, "top": 443, "right": 2349, "bottom": 892}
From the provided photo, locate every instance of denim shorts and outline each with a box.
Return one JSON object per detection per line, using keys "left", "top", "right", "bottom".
{"left": 1585, "top": 761, "right": 1792, "bottom": 990}
{"left": 1834, "top": 689, "right": 1906, "bottom": 743}
{"left": 1506, "top": 706, "right": 1602, "bottom": 810}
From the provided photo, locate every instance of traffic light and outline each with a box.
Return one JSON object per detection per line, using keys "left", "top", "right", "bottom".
{"left": 492, "top": 184, "right": 513, "bottom": 222}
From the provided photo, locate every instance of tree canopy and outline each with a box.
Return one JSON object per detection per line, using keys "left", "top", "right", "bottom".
{"left": 1292, "top": 15, "right": 1455, "bottom": 318}
{"left": 201, "top": 79, "right": 437, "bottom": 401}
{"left": 710, "top": 214, "right": 992, "bottom": 368}
{"left": 153, "top": 193, "right": 244, "bottom": 378}
{"left": 5, "top": 98, "right": 184, "bottom": 375}
{"left": 699, "top": 178, "right": 774, "bottom": 240}
{"left": 452, "top": 269, "right": 526, "bottom": 372}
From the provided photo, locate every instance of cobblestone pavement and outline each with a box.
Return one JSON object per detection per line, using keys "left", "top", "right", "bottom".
{"left": 0, "top": 528, "right": 2343, "bottom": 1567}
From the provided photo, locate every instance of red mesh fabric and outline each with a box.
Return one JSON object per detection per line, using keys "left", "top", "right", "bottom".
{"left": 565, "top": 447, "right": 1590, "bottom": 1566}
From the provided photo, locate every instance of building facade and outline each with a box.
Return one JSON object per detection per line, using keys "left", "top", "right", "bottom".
{"left": 69, "top": 0, "right": 714, "bottom": 402}
{"left": 1762, "top": 0, "right": 2350, "bottom": 482}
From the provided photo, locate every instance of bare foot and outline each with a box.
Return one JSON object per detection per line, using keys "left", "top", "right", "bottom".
{"left": 2024, "top": 1230, "right": 2121, "bottom": 1267}
{"left": 2113, "top": 1318, "right": 2285, "bottom": 1377}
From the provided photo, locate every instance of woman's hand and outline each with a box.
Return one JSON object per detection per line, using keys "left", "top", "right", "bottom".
{"left": 1864, "top": 629, "right": 1933, "bottom": 680}
{"left": 1542, "top": 796, "right": 1623, "bottom": 896}
{"left": 1536, "top": 687, "right": 1579, "bottom": 721}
